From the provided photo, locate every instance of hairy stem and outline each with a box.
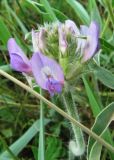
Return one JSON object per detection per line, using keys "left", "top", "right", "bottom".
{"left": 62, "top": 92, "right": 85, "bottom": 156}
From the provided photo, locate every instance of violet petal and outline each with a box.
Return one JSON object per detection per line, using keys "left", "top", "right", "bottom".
{"left": 46, "top": 77, "right": 63, "bottom": 96}
{"left": 7, "top": 38, "right": 31, "bottom": 73}
{"left": 76, "top": 25, "right": 89, "bottom": 54}
{"left": 31, "top": 52, "right": 64, "bottom": 94}
{"left": 82, "top": 21, "right": 99, "bottom": 62}
{"left": 30, "top": 52, "right": 47, "bottom": 90}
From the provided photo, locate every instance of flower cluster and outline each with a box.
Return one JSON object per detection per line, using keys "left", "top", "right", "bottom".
{"left": 58, "top": 20, "right": 99, "bottom": 62}
{"left": 7, "top": 20, "right": 99, "bottom": 96}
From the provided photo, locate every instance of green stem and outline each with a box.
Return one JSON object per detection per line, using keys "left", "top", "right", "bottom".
{"left": 38, "top": 89, "right": 45, "bottom": 160}
{"left": 0, "top": 69, "right": 114, "bottom": 153}
{"left": 104, "top": 0, "right": 114, "bottom": 29}
{"left": 62, "top": 92, "right": 85, "bottom": 156}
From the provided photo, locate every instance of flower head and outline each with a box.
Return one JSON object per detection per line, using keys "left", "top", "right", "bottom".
{"left": 31, "top": 52, "right": 64, "bottom": 96}
{"left": 7, "top": 38, "right": 32, "bottom": 74}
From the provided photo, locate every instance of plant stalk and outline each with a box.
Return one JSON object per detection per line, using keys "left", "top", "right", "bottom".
{"left": 62, "top": 93, "right": 85, "bottom": 156}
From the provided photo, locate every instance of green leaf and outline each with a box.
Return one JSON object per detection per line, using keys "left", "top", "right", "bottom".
{"left": 40, "top": 0, "right": 57, "bottom": 21}
{"left": 95, "top": 66, "right": 114, "bottom": 89}
{"left": 88, "top": 102, "right": 114, "bottom": 160}
{"left": 0, "top": 17, "right": 11, "bottom": 46}
{"left": 88, "top": 143, "right": 102, "bottom": 160}
{"left": 66, "top": 0, "right": 90, "bottom": 25}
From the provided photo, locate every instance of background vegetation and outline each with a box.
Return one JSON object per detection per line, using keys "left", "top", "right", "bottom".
{"left": 0, "top": 0, "right": 114, "bottom": 160}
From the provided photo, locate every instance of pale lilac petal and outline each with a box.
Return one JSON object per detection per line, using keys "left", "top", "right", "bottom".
{"left": 82, "top": 21, "right": 99, "bottom": 62}
{"left": 31, "top": 52, "right": 64, "bottom": 94}
{"left": 37, "top": 52, "right": 64, "bottom": 83}
{"left": 58, "top": 24, "right": 67, "bottom": 54}
{"left": 76, "top": 25, "right": 88, "bottom": 54}
{"left": 7, "top": 38, "right": 31, "bottom": 73}
{"left": 30, "top": 52, "right": 47, "bottom": 90}
{"left": 80, "top": 25, "right": 89, "bottom": 35}
{"left": 65, "top": 20, "right": 80, "bottom": 35}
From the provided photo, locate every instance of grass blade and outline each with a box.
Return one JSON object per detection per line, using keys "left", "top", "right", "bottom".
{"left": 0, "top": 17, "right": 11, "bottom": 46}
{"left": 4, "top": 0, "right": 28, "bottom": 34}
{"left": 40, "top": 0, "right": 57, "bottom": 21}
{"left": 104, "top": 0, "right": 114, "bottom": 29}
{"left": 66, "top": 0, "right": 90, "bottom": 24}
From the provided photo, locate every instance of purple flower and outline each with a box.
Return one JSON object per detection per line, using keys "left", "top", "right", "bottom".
{"left": 80, "top": 21, "right": 99, "bottom": 62}
{"left": 58, "top": 24, "right": 67, "bottom": 54}
{"left": 31, "top": 52, "right": 64, "bottom": 96}
{"left": 7, "top": 38, "right": 32, "bottom": 74}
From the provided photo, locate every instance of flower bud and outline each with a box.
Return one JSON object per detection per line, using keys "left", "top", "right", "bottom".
{"left": 32, "top": 28, "right": 46, "bottom": 52}
{"left": 58, "top": 24, "right": 67, "bottom": 55}
{"left": 65, "top": 20, "right": 80, "bottom": 36}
